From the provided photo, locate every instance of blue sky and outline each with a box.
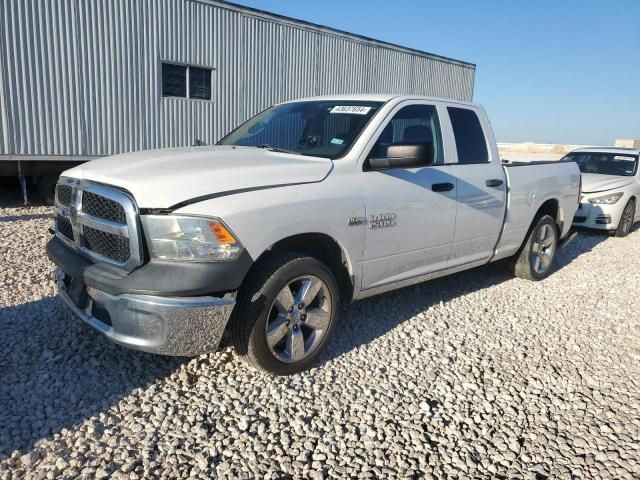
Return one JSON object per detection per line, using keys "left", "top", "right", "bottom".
{"left": 233, "top": 0, "right": 639, "bottom": 145}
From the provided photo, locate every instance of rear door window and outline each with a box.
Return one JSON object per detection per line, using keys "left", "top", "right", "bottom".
{"left": 448, "top": 107, "right": 489, "bottom": 164}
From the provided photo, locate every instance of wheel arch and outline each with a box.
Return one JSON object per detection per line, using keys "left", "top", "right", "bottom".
{"left": 536, "top": 197, "right": 561, "bottom": 228}
{"left": 250, "top": 232, "right": 355, "bottom": 304}
{"left": 513, "top": 198, "right": 561, "bottom": 257}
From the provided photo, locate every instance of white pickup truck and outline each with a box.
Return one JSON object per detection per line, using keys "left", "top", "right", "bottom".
{"left": 48, "top": 95, "right": 581, "bottom": 375}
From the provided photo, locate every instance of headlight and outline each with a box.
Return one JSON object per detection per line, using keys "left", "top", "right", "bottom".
{"left": 588, "top": 192, "right": 624, "bottom": 205}
{"left": 141, "top": 215, "right": 243, "bottom": 262}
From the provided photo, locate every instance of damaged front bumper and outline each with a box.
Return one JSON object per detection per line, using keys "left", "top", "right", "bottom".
{"left": 54, "top": 268, "right": 235, "bottom": 356}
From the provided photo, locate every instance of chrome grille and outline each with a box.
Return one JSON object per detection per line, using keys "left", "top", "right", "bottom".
{"left": 56, "top": 215, "right": 74, "bottom": 241}
{"left": 84, "top": 226, "right": 130, "bottom": 263}
{"left": 54, "top": 178, "right": 142, "bottom": 272}
{"left": 56, "top": 184, "right": 72, "bottom": 207}
{"left": 83, "top": 191, "right": 126, "bottom": 224}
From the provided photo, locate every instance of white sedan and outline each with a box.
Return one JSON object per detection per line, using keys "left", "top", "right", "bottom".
{"left": 565, "top": 147, "right": 640, "bottom": 237}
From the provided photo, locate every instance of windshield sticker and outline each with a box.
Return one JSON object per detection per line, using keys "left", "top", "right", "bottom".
{"left": 330, "top": 105, "right": 372, "bottom": 115}
{"left": 330, "top": 138, "right": 344, "bottom": 145}
{"left": 614, "top": 155, "right": 635, "bottom": 161}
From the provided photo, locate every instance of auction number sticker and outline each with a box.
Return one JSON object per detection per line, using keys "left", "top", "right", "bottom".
{"left": 614, "top": 155, "right": 635, "bottom": 161}
{"left": 330, "top": 105, "right": 372, "bottom": 115}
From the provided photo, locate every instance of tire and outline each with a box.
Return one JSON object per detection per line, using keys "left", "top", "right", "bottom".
{"left": 231, "top": 253, "right": 341, "bottom": 375}
{"left": 614, "top": 199, "right": 635, "bottom": 237}
{"left": 36, "top": 174, "right": 58, "bottom": 205}
{"left": 510, "top": 215, "right": 559, "bottom": 281}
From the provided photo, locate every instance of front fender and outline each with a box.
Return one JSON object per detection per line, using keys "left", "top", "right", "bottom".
{"left": 174, "top": 179, "right": 366, "bottom": 290}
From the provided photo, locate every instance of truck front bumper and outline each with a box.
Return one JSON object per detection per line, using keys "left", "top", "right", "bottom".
{"left": 54, "top": 268, "right": 235, "bottom": 356}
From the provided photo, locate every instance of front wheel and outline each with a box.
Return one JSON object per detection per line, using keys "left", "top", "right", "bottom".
{"left": 231, "top": 253, "right": 340, "bottom": 375}
{"left": 510, "top": 215, "right": 558, "bottom": 281}
{"left": 614, "top": 199, "right": 635, "bottom": 237}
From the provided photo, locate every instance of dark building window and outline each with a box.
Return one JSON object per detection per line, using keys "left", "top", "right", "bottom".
{"left": 189, "top": 67, "right": 212, "bottom": 100}
{"left": 161, "top": 62, "right": 212, "bottom": 100}
{"left": 162, "top": 63, "right": 187, "bottom": 98}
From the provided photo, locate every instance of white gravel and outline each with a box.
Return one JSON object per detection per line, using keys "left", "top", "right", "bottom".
{"left": 1, "top": 190, "right": 639, "bottom": 479}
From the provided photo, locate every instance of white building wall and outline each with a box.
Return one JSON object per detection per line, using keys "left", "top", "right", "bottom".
{"left": 0, "top": 0, "right": 476, "bottom": 160}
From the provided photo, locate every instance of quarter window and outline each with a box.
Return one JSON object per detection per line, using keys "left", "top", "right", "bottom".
{"left": 447, "top": 107, "right": 489, "bottom": 164}
{"left": 162, "top": 62, "right": 212, "bottom": 100}
{"left": 370, "top": 104, "right": 444, "bottom": 165}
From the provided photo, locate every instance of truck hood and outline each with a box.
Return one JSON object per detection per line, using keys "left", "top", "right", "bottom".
{"left": 63, "top": 146, "right": 333, "bottom": 208}
{"left": 581, "top": 173, "right": 634, "bottom": 194}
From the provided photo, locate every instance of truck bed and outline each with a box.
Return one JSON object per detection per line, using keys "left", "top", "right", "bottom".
{"left": 493, "top": 161, "right": 581, "bottom": 261}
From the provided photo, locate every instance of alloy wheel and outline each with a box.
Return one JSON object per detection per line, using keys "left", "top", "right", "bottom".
{"left": 531, "top": 223, "right": 556, "bottom": 274}
{"left": 265, "top": 275, "right": 332, "bottom": 364}
{"left": 620, "top": 203, "right": 634, "bottom": 234}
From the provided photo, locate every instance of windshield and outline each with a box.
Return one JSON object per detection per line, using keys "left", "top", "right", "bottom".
{"left": 218, "top": 101, "right": 383, "bottom": 159}
{"left": 562, "top": 152, "right": 639, "bottom": 177}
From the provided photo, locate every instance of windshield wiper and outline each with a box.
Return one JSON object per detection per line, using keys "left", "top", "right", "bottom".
{"left": 256, "top": 144, "right": 297, "bottom": 154}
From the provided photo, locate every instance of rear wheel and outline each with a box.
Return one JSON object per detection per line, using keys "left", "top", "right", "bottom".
{"left": 614, "top": 199, "right": 635, "bottom": 237}
{"left": 231, "top": 253, "right": 340, "bottom": 375}
{"left": 510, "top": 215, "right": 558, "bottom": 281}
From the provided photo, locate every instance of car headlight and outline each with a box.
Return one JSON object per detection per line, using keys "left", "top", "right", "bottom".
{"left": 588, "top": 192, "right": 624, "bottom": 205}
{"left": 141, "top": 215, "right": 243, "bottom": 262}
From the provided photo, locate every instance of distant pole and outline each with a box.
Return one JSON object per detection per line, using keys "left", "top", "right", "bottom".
{"left": 17, "top": 160, "right": 30, "bottom": 207}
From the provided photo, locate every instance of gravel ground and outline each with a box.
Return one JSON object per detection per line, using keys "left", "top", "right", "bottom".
{"left": 1, "top": 187, "right": 639, "bottom": 479}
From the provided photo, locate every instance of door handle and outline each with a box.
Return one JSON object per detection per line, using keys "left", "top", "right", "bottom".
{"left": 432, "top": 182, "right": 455, "bottom": 192}
{"left": 486, "top": 178, "right": 504, "bottom": 188}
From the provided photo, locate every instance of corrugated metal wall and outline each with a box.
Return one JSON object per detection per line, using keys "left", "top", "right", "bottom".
{"left": 0, "top": 0, "right": 475, "bottom": 159}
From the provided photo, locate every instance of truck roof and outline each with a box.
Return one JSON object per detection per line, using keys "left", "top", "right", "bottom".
{"left": 571, "top": 146, "right": 640, "bottom": 155}
{"left": 279, "top": 94, "right": 479, "bottom": 107}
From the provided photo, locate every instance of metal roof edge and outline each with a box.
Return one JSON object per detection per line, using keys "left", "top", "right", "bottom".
{"left": 190, "top": 0, "right": 476, "bottom": 69}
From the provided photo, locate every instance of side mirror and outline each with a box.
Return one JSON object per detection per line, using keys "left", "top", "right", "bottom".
{"left": 369, "top": 143, "right": 434, "bottom": 170}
